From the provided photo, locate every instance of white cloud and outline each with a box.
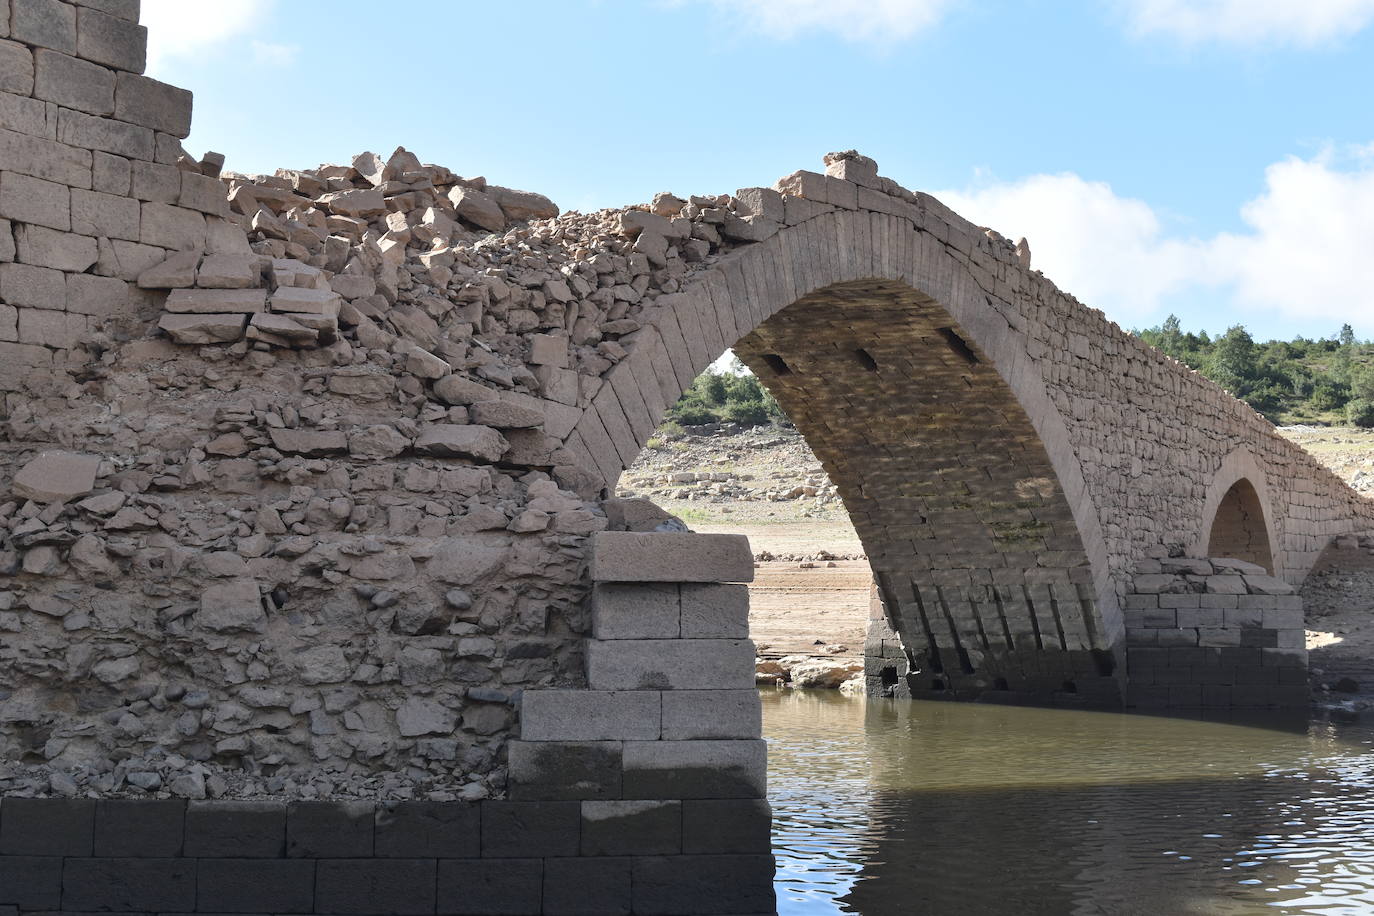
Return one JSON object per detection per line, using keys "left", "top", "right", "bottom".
{"left": 250, "top": 40, "right": 298, "bottom": 67}
{"left": 141, "top": 0, "right": 284, "bottom": 72}
{"left": 938, "top": 174, "right": 1207, "bottom": 319}
{"left": 935, "top": 149, "right": 1374, "bottom": 328}
{"left": 1122, "top": 0, "right": 1374, "bottom": 46}
{"left": 684, "top": 0, "right": 952, "bottom": 44}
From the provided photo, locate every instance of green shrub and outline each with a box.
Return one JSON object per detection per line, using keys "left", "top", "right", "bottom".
{"left": 1348, "top": 398, "right": 1374, "bottom": 427}
{"left": 725, "top": 400, "right": 771, "bottom": 426}
{"left": 672, "top": 404, "right": 718, "bottom": 426}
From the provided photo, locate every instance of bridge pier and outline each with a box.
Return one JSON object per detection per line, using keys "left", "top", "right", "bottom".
{"left": 1123, "top": 557, "right": 1308, "bottom": 709}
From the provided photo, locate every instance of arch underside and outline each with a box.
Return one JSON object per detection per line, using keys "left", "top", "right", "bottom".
{"left": 733, "top": 280, "right": 1118, "bottom": 704}
{"left": 1207, "top": 479, "right": 1275, "bottom": 574}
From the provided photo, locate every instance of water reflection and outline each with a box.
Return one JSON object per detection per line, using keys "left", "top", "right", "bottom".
{"left": 765, "top": 689, "right": 1374, "bottom": 915}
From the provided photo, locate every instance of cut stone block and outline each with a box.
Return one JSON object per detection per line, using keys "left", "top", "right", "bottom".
{"left": 582, "top": 800, "right": 682, "bottom": 856}
{"left": 33, "top": 47, "right": 114, "bottom": 115}
{"left": 11, "top": 0, "right": 76, "bottom": 54}
{"left": 268, "top": 428, "right": 348, "bottom": 457}
{"left": 249, "top": 311, "right": 317, "bottom": 345}
{"left": 586, "top": 639, "right": 757, "bottom": 690}
{"left": 270, "top": 285, "right": 340, "bottom": 316}
{"left": 11, "top": 450, "right": 99, "bottom": 503}
{"left": 591, "top": 531, "right": 754, "bottom": 583}
{"left": 137, "top": 249, "right": 199, "bottom": 288}
{"left": 661, "top": 689, "right": 762, "bottom": 740}
{"left": 75, "top": 6, "right": 147, "bottom": 72}
{"left": 157, "top": 312, "right": 247, "bottom": 344}
{"left": 115, "top": 71, "right": 192, "bottom": 137}
{"left": 414, "top": 424, "right": 509, "bottom": 462}
{"left": 622, "top": 739, "right": 767, "bottom": 799}
{"left": 164, "top": 287, "right": 266, "bottom": 313}
{"left": 0, "top": 170, "right": 70, "bottom": 231}
{"left": 507, "top": 740, "right": 623, "bottom": 801}
{"left": 520, "top": 689, "right": 660, "bottom": 741}
{"left": 592, "top": 582, "right": 681, "bottom": 639}
{"left": 680, "top": 583, "right": 750, "bottom": 638}
{"left": 196, "top": 253, "right": 258, "bottom": 288}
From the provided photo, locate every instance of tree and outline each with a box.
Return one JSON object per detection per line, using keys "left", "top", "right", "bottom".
{"left": 1340, "top": 324, "right": 1357, "bottom": 347}
{"left": 1205, "top": 325, "right": 1257, "bottom": 394}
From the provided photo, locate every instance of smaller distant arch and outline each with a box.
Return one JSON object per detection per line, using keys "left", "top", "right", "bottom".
{"left": 1194, "top": 449, "right": 1278, "bottom": 574}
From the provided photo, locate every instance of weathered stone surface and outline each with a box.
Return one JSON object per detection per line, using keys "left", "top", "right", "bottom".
{"left": 268, "top": 428, "right": 348, "bottom": 456}
{"left": 521, "top": 690, "right": 660, "bottom": 741}
{"left": 199, "top": 578, "right": 267, "bottom": 633}
{"left": 591, "top": 532, "right": 754, "bottom": 583}
{"left": 469, "top": 400, "right": 543, "bottom": 429}
{"left": 157, "top": 312, "right": 246, "bottom": 343}
{"left": 164, "top": 287, "right": 266, "bottom": 313}
{"left": 586, "top": 639, "right": 757, "bottom": 690}
{"left": 449, "top": 186, "right": 505, "bottom": 233}
{"left": 433, "top": 373, "right": 500, "bottom": 405}
{"left": 137, "top": 249, "right": 199, "bottom": 288}
{"left": 414, "top": 424, "right": 509, "bottom": 461}
{"left": 11, "top": 450, "right": 99, "bottom": 503}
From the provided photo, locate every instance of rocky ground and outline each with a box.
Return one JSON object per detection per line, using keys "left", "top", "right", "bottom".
{"left": 620, "top": 422, "right": 1374, "bottom": 703}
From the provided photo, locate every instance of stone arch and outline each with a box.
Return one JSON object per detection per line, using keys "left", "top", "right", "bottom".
{"left": 564, "top": 209, "right": 1123, "bottom": 702}
{"left": 1194, "top": 448, "right": 1278, "bottom": 574}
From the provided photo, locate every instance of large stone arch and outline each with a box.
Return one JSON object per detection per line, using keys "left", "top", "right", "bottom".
{"left": 563, "top": 209, "right": 1123, "bottom": 703}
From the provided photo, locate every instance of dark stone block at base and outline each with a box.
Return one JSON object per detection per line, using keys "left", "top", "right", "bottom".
{"left": 437, "top": 858, "right": 543, "bottom": 915}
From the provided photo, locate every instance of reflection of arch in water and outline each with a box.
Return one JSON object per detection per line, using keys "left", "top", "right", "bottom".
{"left": 1194, "top": 449, "right": 1277, "bottom": 574}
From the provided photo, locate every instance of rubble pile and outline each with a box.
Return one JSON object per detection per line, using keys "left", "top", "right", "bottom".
{"left": 0, "top": 145, "right": 859, "bottom": 800}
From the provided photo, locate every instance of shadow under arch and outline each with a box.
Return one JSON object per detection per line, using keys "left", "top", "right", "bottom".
{"left": 732, "top": 279, "right": 1118, "bottom": 703}
{"left": 570, "top": 207, "right": 1134, "bottom": 703}
{"left": 1192, "top": 448, "right": 1279, "bottom": 575}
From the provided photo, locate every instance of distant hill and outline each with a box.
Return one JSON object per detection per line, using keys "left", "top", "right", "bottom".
{"left": 1132, "top": 317, "right": 1374, "bottom": 427}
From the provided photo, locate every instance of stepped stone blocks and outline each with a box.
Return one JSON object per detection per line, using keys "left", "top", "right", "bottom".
{"left": 0, "top": 794, "right": 775, "bottom": 914}
{"left": 1124, "top": 557, "right": 1308, "bottom": 708}
{"left": 510, "top": 530, "right": 776, "bottom": 914}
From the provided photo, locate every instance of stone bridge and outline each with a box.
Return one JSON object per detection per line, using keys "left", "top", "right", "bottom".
{"left": 553, "top": 160, "right": 1374, "bottom": 706}
{"left": 2, "top": 2, "right": 1374, "bottom": 913}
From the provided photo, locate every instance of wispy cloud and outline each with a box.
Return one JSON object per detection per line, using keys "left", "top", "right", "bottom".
{"left": 250, "top": 40, "right": 298, "bottom": 67}
{"left": 680, "top": 0, "right": 952, "bottom": 45}
{"left": 1121, "top": 0, "right": 1374, "bottom": 46}
{"left": 937, "top": 147, "right": 1374, "bottom": 330}
{"left": 142, "top": 0, "right": 293, "bottom": 73}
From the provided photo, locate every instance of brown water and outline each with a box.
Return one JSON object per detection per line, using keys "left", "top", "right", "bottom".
{"left": 764, "top": 689, "right": 1374, "bottom": 915}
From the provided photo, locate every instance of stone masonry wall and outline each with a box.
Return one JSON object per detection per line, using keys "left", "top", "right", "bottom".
{"left": 0, "top": 0, "right": 246, "bottom": 385}
{"left": 1124, "top": 557, "right": 1307, "bottom": 708}
{"left": 3, "top": 0, "right": 1374, "bottom": 803}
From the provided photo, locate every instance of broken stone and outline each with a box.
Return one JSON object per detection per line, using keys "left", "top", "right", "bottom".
{"left": 158, "top": 312, "right": 247, "bottom": 344}
{"left": 413, "top": 425, "right": 509, "bottom": 462}
{"left": 270, "top": 286, "right": 340, "bottom": 316}
{"left": 137, "top": 249, "right": 200, "bottom": 288}
{"left": 12, "top": 450, "right": 100, "bottom": 503}
{"left": 449, "top": 187, "right": 505, "bottom": 233}
{"left": 196, "top": 254, "right": 259, "bottom": 288}
{"left": 164, "top": 288, "right": 267, "bottom": 313}
{"left": 468, "top": 400, "right": 543, "bottom": 429}
{"left": 268, "top": 428, "right": 348, "bottom": 456}
{"left": 199, "top": 579, "right": 267, "bottom": 633}
{"left": 347, "top": 425, "right": 411, "bottom": 460}
{"left": 433, "top": 374, "right": 499, "bottom": 405}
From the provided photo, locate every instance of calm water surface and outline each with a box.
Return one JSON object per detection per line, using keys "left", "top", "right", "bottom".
{"left": 764, "top": 689, "right": 1374, "bottom": 915}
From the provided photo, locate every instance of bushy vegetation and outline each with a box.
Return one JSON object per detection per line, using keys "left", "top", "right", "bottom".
{"left": 1134, "top": 316, "right": 1374, "bottom": 426}
{"left": 665, "top": 356, "right": 786, "bottom": 428}
{"left": 666, "top": 321, "right": 1374, "bottom": 430}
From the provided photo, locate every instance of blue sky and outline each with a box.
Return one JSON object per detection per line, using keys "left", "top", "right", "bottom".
{"left": 144, "top": 0, "right": 1374, "bottom": 342}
